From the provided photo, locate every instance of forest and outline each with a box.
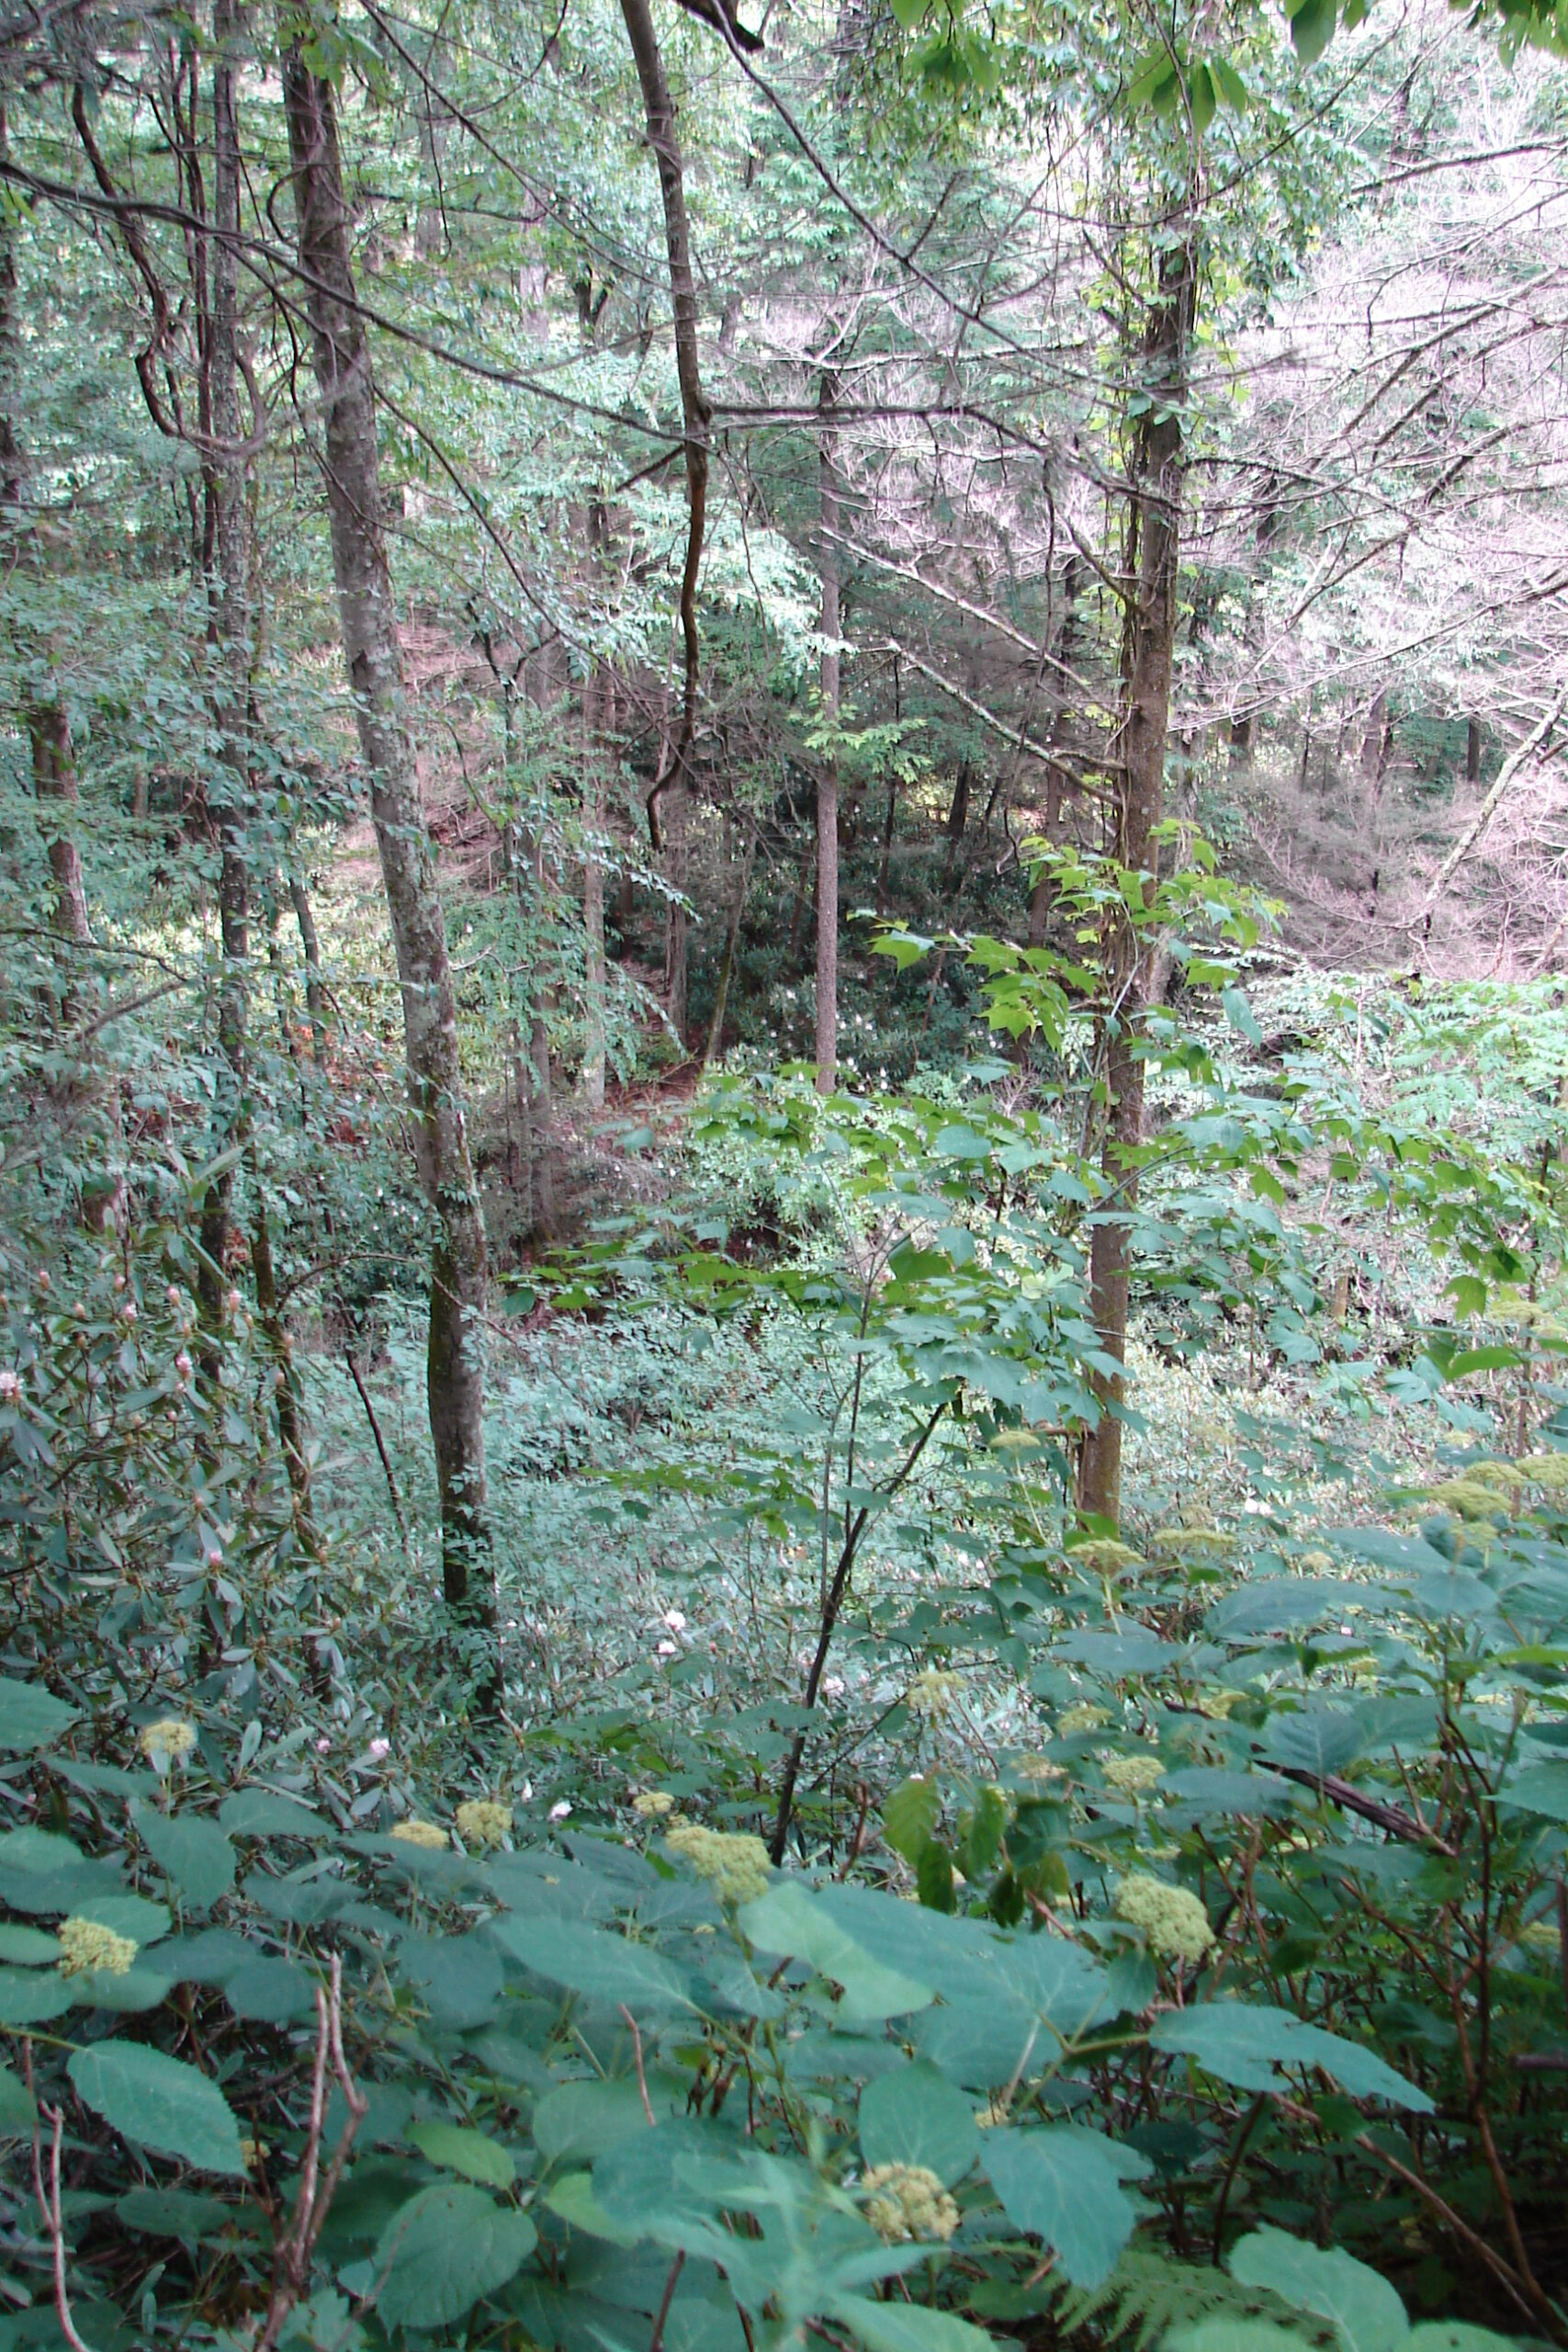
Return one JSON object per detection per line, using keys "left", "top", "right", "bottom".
{"left": 3, "top": 0, "right": 1568, "bottom": 2336}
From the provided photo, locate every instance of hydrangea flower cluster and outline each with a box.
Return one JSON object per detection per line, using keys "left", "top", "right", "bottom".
{"left": 58, "top": 1917, "right": 138, "bottom": 1976}
{"left": 906, "top": 1669, "right": 959, "bottom": 1720}
{"left": 665, "top": 1823, "right": 770, "bottom": 1905}
{"left": 1101, "top": 1751, "right": 1165, "bottom": 1796}
{"left": 139, "top": 1719, "right": 196, "bottom": 1766}
{"left": 862, "top": 2164, "right": 960, "bottom": 2244}
{"left": 455, "top": 1799, "right": 511, "bottom": 1849}
{"left": 1115, "top": 1872, "right": 1214, "bottom": 1965}
{"left": 1057, "top": 1702, "right": 1111, "bottom": 1736}
{"left": 389, "top": 1818, "right": 449, "bottom": 1850}
{"left": 634, "top": 1789, "right": 679, "bottom": 1817}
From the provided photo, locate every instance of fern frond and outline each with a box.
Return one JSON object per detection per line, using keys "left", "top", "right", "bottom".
{"left": 1049, "top": 2248, "right": 1338, "bottom": 2350}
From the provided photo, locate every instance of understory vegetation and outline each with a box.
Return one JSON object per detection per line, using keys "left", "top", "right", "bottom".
{"left": 2, "top": 0, "right": 1568, "bottom": 2340}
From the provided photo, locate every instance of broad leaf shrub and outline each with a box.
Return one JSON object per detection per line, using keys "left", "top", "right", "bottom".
{"left": 4, "top": 1463, "right": 1567, "bottom": 2348}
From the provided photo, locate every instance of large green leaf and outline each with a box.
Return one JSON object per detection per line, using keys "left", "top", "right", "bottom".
{"left": 0, "top": 1965, "right": 69, "bottom": 2024}
{"left": 375, "top": 2183, "right": 536, "bottom": 2331}
{"left": 491, "top": 1911, "right": 695, "bottom": 2015}
{"left": 833, "top": 2296, "right": 997, "bottom": 2352}
{"left": 408, "top": 2118, "right": 516, "bottom": 2190}
{"left": 1230, "top": 2228, "right": 1407, "bottom": 2352}
{"left": 69, "top": 2042, "right": 247, "bottom": 2175}
{"left": 1497, "top": 1762, "right": 1568, "bottom": 1824}
{"left": 859, "top": 2061, "right": 979, "bottom": 2187}
{"left": 1151, "top": 2004, "right": 1431, "bottom": 2112}
{"left": 0, "top": 1677, "right": 79, "bottom": 1750}
{"left": 133, "top": 1806, "right": 236, "bottom": 1911}
{"left": 739, "top": 1883, "right": 934, "bottom": 2020}
{"left": 981, "top": 2125, "right": 1143, "bottom": 2287}
{"left": 0, "top": 2061, "right": 37, "bottom": 2135}
{"left": 533, "top": 2076, "right": 658, "bottom": 2166}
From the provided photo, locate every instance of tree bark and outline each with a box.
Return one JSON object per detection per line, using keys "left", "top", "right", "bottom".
{"left": 815, "top": 367, "right": 840, "bottom": 1093}
{"left": 1028, "top": 556, "right": 1079, "bottom": 948}
{"left": 197, "top": 0, "right": 252, "bottom": 1365}
{"left": 289, "top": 873, "right": 328, "bottom": 1057}
{"left": 703, "top": 821, "right": 755, "bottom": 1068}
{"left": 618, "top": 0, "right": 710, "bottom": 1055}
{"left": 582, "top": 686, "right": 607, "bottom": 1110}
{"left": 0, "top": 108, "right": 90, "bottom": 982}
{"left": 1077, "top": 238, "right": 1194, "bottom": 1528}
{"left": 282, "top": 50, "right": 491, "bottom": 1631}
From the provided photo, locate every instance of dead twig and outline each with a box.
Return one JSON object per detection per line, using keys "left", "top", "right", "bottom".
{"left": 257, "top": 1955, "right": 368, "bottom": 2351}
{"left": 27, "top": 2045, "right": 94, "bottom": 2352}
{"left": 619, "top": 2003, "right": 657, "bottom": 2127}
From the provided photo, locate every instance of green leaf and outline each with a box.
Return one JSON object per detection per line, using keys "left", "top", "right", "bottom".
{"left": 917, "top": 1839, "right": 957, "bottom": 1914}
{"left": 0, "top": 1923, "right": 65, "bottom": 1964}
{"left": 1406, "top": 2329, "right": 1520, "bottom": 2349}
{"left": 1289, "top": 0, "right": 1337, "bottom": 63}
{"left": 0, "top": 1677, "right": 78, "bottom": 1750}
{"left": 1446, "top": 1345, "right": 1522, "bottom": 1376}
{"left": 227, "top": 1956, "right": 318, "bottom": 2024}
{"left": 1222, "top": 987, "right": 1263, "bottom": 1044}
{"left": 1229, "top": 2228, "right": 1408, "bottom": 2352}
{"left": 740, "top": 1882, "right": 935, "bottom": 2020}
{"left": 133, "top": 1805, "right": 236, "bottom": 1911}
{"left": 833, "top": 2296, "right": 997, "bottom": 2352}
{"left": 543, "top": 2168, "right": 642, "bottom": 2245}
{"left": 1187, "top": 62, "right": 1216, "bottom": 134}
{"left": 860, "top": 2061, "right": 980, "bottom": 2188}
{"left": 882, "top": 1776, "right": 940, "bottom": 1864}
{"left": 533, "top": 2077, "right": 657, "bottom": 2166}
{"left": 376, "top": 2184, "right": 536, "bottom": 2331}
{"left": 1445, "top": 1274, "right": 1488, "bottom": 1318}
{"left": 68, "top": 2042, "right": 247, "bottom": 2175}
{"left": 1169, "top": 2328, "right": 1316, "bottom": 2352}
{"left": 218, "top": 1791, "right": 325, "bottom": 1840}
{"left": 1210, "top": 54, "right": 1250, "bottom": 107}
{"left": 1497, "top": 1762, "right": 1568, "bottom": 1824}
{"left": 408, "top": 2119, "right": 517, "bottom": 2190}
{"left": 982, "top": 2125, "right": 1141, "bottom": 2287}
{"left": 889, "top": 0, "right": 927, "bottom": 28}
{"left": 0, "top": 1965, "right": 69, "bottom": 2024}
{"left": 0, "top": 2062, "right": 37, "bottom": 2136}
{"left": 74, "top": 1894, "right": 171, "bottom": 1947}
{"left": 491, "top": 1912, "right": 695, "bottom": 2015}
{"left": 1150, "top": 2004, "right": 1431, "bottom": 2111}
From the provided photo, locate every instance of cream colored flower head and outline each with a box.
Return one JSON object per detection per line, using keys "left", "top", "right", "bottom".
{"left": 456, "top": 1799, "right": 511, "bottom": 1849}
{"left": 58, "top": 1917, "right": 137, "bottom": 1977}
{"left": 390, "top": 1817, "right": 449, "bottom": 1850}
{"left": 633, "top": 1789, "right": 678, "bottom": 1818}
{"left": 907, "top": 1668, "right": 959, "bottom": 1721}
{"left": 862, "top": 2163, "right": 960, "bottom": 2244}
{"left": 1070, "top": 1538, "right": 1145, "bottom": 1577}
{"left": 1010, "top": 1753, "right": 1066, "bottom": 1786}
{"left": 139, "top": 1718, "right": 197, "bottom": 1767}
{"left": 665, "top": 1823, "right": 770, "bottom": 1906}
{"left": 1057, "top": 1702, "right": 1111, "bottom": 1736}
{"left": 1115, "top": 1872, "right": 1214, "bottom": 1966}
{"left": 1101, "top": 1751, "right": 1165, "bottom": 1796}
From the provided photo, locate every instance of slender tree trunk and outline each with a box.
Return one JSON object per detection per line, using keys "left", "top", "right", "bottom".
{"left": 289, "top": 873, "right": 328, "bottom": 1056}
{"left": 1468, "top": 717, "right": 1483, "bottom": 786}
{"left": 0, "top": 111, "right": 90, "bottom": 985}
{"left": 197, "top": 0, "right": 251, "bottom": 1364}
{"left": 1028, "top": 556, "right": 1080, "bottom": 948}
{"left": 582, "top": 697, "right": 607, "bottom": 1110}
{"left": 703, "top": 821, "right": 755, "bottom": 1068}
{"left": 282, "top": 50, "right": 491, "bottom": 1632}
{"left": 816, "top": 367, "right": 840, "bottom": 1093}
{"left": 1077, "top": 240, "right": 1194, "bottom": 1528}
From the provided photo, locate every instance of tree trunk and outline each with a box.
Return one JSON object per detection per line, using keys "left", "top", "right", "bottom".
{"left": 582, "top": 691, "right": 607, "bottom": 1110}
{"left": 1468, "top": 717, "right": 1482, "bottom": 786}
{"left": 0, "top": 113, "right": 91, "bottom": 981}
{"left": 197, "top": 0, "right": 251, "bottom": 1366}
{"left": 815, "top": 367, "right": 840, "bottom": 1094}
{"left": 1028, "top": 554, "right": 1080, "bottom": 949}
{"left": 1077, "top": 239, "right": 1194, "bottom": 1529}
{"left": 289, "top": 872, "right": 328, "bottom": 1056}
{"left": 282, "top": 49, "right": 491, "bottom": 1632}
{"left": 703, "top": 822, "right": 755, "bottom": 1068}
